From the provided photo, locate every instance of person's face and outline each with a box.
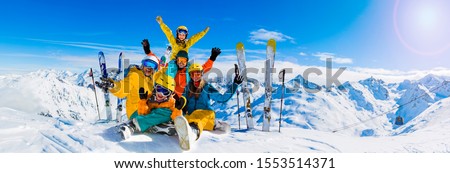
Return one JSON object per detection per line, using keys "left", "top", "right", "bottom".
{"left": 190, "top": 71, "right": 203, "bottom": 82}
{"left": 142, "top": 66, "right": 154, "bottom": 77}
{"left": 155, "top": 92, "right": 169, "bottom": 102}
{"left": 177, "top": 33, "right": 186, "bottom": 41}
{"left": 154, "top": 85, "right": 172, "bottom": 102}
{"left": 177, "top": 57, "right": 188, "bottom": 68}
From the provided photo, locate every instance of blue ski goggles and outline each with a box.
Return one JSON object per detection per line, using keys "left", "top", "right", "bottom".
{"left": 177, "top": 29, "right": 188, "bottom": 35}
{"left": 155, "top": 85, "right": 172, "bottom": 96}
{"left": 142, "top": 59, "right": 158, "bottom": 70}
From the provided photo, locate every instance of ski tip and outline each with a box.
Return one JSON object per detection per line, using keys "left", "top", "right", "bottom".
{"left": 119, "top": 52, "right": 123, "bottom": 57}
{"left": 236, "top": 42, "right": 244, "bottom": 50}
{"left": 267, "top": 39, "right": 276, "bottom": 50}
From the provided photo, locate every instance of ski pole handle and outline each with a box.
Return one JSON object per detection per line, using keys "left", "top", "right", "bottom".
{"left": 279, "top": 69, "right": 286, "bottom": 81}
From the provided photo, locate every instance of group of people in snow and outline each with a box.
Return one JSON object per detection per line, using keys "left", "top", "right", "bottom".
{"left": 97, "top": 16, "right": 243, "bottom": 150}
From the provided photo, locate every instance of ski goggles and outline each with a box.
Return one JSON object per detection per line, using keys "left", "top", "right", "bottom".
{"left": 142, "top": 59, "right": 158, "bottom": 70}
{"left": 176, "top": 57, "right": 188, "bottom": 64}
{"left": 190, "top": 71, "right": 203, "bottom": 78}
{"left": 177, "top": 29, "right": 188, "bottom": 35}
{"left": 154, "top": 85, "right": 172, "bottom": 96}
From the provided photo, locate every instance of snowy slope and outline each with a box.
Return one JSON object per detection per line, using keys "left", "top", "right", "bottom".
{"left": 1, "top": 69, "right": 450, "bottom": 152}
{"left": 1, "top": 106, "right": 450, "bottom": 153}
{"left": 213, "top": 74, "right": 394, "bottom": 137}
{"left": 395, "top": 97, "right": 450, "bottom": 135}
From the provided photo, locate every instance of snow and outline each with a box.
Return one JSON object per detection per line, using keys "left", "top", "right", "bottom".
{"left": 1, "top": 69, "right": 450, "bottom": 152}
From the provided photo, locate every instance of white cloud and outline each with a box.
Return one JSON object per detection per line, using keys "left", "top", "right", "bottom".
{"left": 249, "top": 29, "right": 296, "bottom": 45}
{"left": 28, "top": 38, "right": 141, "bottom": 53}
{"left": 217, "top": 55, "right": 238, "bottom": 61}
{"left": 313, "top": 52, "right": 353, "bottom": 64}
{"left": 0, "top": 53, "right": 51, "bottom": 59}
{"left": 299, "top": 52, "right": 307, "bottom": 56}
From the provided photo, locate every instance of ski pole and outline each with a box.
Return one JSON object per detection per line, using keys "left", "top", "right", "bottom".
{"left": 234, "top": 64, "right": 241, "bottom": 129}
{"left": 237, "top": 89, "right": 241, "bottom": 130}
{"left": 90, "top": 68, "right": 101, "bottom": 120}
{"left": 278, "top": 69, "right": 286, "bottom": 133}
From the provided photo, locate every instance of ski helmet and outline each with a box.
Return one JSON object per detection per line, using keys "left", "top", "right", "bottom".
{"left": 141, "top": 55, "right": 159, "bottom": 70}
{"left": 154, "top": 73, "right": 175, "bottom": 93}
{"left": 188, "top": 63, "right": 203, "bottom": 73}
{"left": 176, "top": 26, "right": 188, "bottom": 37}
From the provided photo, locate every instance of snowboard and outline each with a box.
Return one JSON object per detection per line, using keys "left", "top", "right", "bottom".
{"left": 236, "top": 42, "right": 254, "bottom": 129}
{"left": 262, "top": 39, "right": 276, "bottom": 132}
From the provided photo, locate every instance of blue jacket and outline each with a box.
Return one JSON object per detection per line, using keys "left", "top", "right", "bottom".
{"left": 183, "top": 81, "right": 238, "bottom": 115}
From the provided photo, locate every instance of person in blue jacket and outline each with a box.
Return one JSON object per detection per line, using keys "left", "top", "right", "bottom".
{"left": 182, "top": 63, "right": 243, "bottom": 140}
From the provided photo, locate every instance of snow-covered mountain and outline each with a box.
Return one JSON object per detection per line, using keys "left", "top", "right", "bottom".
{"left": 1, "top": 69, "right": 450, "bottom": 152}
{"left": 0, "top": 69, "right": 117, "bottom": 122}
{"left": 391, "top": 74, "right": 450, "bottom": 125}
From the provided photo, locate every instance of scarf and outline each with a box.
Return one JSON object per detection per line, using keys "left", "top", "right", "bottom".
{"left": 176, "top": 39, "right": 188, "bottom": 48}
{"left": 188, "top": 79, "right": 206, "bottom": 99}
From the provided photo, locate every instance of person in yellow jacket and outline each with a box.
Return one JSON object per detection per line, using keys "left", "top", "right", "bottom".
{"left": 118, "top": 74, "right": 186, "bottom": 139}
{"left": 97, "top": 40, "right": 161, "bottom": 120}
{"left": 156, "top": 16, "right": 209, "bottom": 60}
{"left": 118, "top": 73, "right": 193, "bottom": 150}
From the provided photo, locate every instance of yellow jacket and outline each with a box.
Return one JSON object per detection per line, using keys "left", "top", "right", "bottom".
{"left": 158, "top": 21, "right": 209, "bottom": 60}
{"left": 137, "top": 97, "right": 182, "bottom": 121}
{"left": 109, "top": 66, "right": 162, "bottom": 119}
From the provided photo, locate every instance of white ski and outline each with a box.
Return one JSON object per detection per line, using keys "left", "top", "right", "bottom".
{"left": 262, "top": 39, "right": 276, "bottom": 132}
{"left": 236, "top": 42, "right": 254, "bottom": 129}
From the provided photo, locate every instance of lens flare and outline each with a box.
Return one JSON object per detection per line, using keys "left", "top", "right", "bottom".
{"left": 393, "top": 0, "right": 450, "bottom": 56}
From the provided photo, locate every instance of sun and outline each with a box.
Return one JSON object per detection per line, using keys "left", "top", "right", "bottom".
{"left": 394, "top": 0, "right": 450, "bottom": 56}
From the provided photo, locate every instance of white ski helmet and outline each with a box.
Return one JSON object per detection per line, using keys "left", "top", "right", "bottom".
{"left": 141, "top": 55, "right": 159, "bottom": 70}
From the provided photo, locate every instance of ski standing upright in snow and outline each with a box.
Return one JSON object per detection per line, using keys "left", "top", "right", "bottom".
{"left": 98, "top": 51, "right": 113, "bottom": 121}
{"left": 236, "top": 42, "right": 254, "bottom": 129}
{"left": 263, "top": 39, "right": 276, "bottom": 132}
{"left": 115, "top": 52, "right": 124, "bottom": 123}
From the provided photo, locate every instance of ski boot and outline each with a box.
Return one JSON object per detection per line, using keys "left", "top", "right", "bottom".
{"left": 214, "top": 120, "right": 231, "bottom": 133}
{"left": 148, "top": 122, "right": 177, "bottom": 136}
{"left": 174, "top": 116, "right": 197, "bottom": 151}
{"left": 119, "top": 120, "right": 138, "bottom": 140}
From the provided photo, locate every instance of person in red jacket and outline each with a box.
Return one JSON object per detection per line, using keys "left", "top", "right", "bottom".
{"left": 166, "top": 48, "right": 221, "bottom": 97}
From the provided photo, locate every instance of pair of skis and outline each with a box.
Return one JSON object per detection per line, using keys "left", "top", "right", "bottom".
{"left": 236, "top": 39, "right": 276, "bottom": 132}
{"left": 96, "top": 51, "right": 124, "bottom": 123}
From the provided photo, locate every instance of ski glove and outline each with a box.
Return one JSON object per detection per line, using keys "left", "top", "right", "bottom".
{"left": 95, "top": 77, "right": 114, "bottom": 91}
{"left": 209, "top": 47, "right": 221, "bottom": 61}
{"left": 156, "top": 16, "right": 163, "bottom": 24}
{"left": 175, "top": 96, "right": 187, "bottom": 110}
{"left": 139, "top": 87, "right": 148, "bottom": 100}
{"left": 233, "top": 64, "right": 244, "bottom": 85}
{"left": 141, "top": 39, "right": 151, "bottom": 54}
{"left": 234, "top": 75, "right": 244, "bottom": 85}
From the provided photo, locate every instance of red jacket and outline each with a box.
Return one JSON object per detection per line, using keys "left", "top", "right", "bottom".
{"left": 174, "top": 59, "right": 214, "bottom": 97}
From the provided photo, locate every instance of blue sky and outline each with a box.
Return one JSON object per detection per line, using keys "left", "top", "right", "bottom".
{"left": 1, "top": 0, "right": 450, "bottom": 74}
